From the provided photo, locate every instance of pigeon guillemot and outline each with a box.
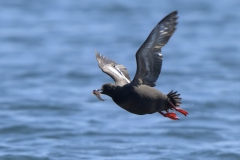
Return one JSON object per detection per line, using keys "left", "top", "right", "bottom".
{"left": 93, "top": 11, "right": 188, "bottom": 120}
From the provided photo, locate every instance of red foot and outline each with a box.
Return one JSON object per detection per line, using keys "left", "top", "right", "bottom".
{"left": 159, "top": 111, "right": 179, "bottom": 120}
{"left": 169, "top": 101, "right": 189, "bottom": 116}
{"left": 174, "top": 107, "right": 188, "bottom": 116}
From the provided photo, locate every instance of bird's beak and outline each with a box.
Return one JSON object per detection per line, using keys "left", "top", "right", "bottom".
{"left": 97, "top": 88, "right": 103, "bottom": 93}
{"left": 92, "top": 89, "right": 105, "bottom": 101}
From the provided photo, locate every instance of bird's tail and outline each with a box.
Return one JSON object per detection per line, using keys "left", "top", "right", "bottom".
{"left": 167, "top": 90, "right": 182, "bottom": 107}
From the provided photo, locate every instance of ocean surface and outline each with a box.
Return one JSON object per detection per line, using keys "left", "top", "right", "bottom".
{"left": 0, "top": 0, "right": 239, "bottom": 160}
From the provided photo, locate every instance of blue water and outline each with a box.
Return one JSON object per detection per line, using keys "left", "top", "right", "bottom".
{"left": 0, "top": 0, "right": 239, "bottom": 160}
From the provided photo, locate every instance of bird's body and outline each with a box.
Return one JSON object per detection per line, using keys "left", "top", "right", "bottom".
{"left": 93, "top": 11, "right": 188, "bottom": 120}
{"left": 106, "top": 84, "right": 168, "bottom": 115}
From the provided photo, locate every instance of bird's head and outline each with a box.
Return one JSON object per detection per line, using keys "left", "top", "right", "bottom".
{"left": 93, "top": 83, "right": 118, "bottom": 101}
{"left": 99, "top": 83, "right": 117, "bottom": 96}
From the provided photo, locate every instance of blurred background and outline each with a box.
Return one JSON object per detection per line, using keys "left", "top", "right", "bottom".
{"left": 0, "top": 0, "right": 239, "bottom": 160}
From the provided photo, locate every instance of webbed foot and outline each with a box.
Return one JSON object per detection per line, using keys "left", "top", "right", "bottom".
{"left": 169, "top": 101, "right": 188, "bottom": 116}
{"left": 159, "top": 111, "right": 179, "bottom": 120}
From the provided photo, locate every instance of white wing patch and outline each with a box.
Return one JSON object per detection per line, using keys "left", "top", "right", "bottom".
{"left": 107, "top": 66, "right": 130, "bottom": 83}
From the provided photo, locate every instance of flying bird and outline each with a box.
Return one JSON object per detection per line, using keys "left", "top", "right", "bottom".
{"left": 93, "top": 11, "right": 188, "bottom": 120}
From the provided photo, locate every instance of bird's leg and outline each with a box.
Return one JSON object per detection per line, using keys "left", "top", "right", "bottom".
{"left": 169, "top": 101, "right": 188, "bottom": 116}
{"left": 158, "top": 110, "right": 179, "bottom": 120}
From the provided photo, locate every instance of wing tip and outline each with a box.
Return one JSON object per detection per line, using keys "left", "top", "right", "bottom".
{"left": 167, "top": 10, "right": 178, "bottom": 18}
{"left": 171, "top": 10, "right": 178, "bottom": 16}
{"left": 158, "top": 10, "right": 178, "bottom": 26}
{"left": 95, "top": 50, "right": 106, "bottom": 61}
{"left": 95, "top": 49, "right": 101, "bottom": 58}
{"left": 95, "top": 50, "right": 106, "bottom": 66}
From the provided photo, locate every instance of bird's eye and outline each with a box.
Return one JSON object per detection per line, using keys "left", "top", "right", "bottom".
{"left": 108, "top": 86, "right": 112, "bottom": 90}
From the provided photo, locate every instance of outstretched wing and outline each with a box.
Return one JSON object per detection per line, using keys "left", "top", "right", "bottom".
{"left": 95, "top": 51, "right": 131, "bottom": 86}
{"left": 131, "top": 11, "right": 178, "bottom": 87}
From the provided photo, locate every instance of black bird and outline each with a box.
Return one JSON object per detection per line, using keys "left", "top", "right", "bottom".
{"left": 93, "top": 11, "right": 188, "bottom": 120}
